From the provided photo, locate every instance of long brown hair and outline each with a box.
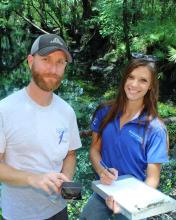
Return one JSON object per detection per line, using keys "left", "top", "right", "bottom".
{"left": 96, "top": 59, "right": 159, "bottom": 136}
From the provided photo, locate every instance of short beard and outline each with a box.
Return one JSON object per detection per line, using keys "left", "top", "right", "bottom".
{"left": 31, "top": 65, "right": 62, "bottom": 92}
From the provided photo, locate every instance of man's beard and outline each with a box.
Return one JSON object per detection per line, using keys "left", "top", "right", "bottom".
{"left": 31, "top": 65, "right": 62, "bottom": 92}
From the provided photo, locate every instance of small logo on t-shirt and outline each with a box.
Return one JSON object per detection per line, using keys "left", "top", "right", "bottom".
{"left": 129, "top": 130, "right": 143, "bottom": 144}
{"left": 56, "top": 128, "right": 68, "bottom": 144}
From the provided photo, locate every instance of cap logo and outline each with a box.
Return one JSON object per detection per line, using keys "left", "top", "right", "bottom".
{"left": 50, "top": 38, "right": 63, "bottom": 45}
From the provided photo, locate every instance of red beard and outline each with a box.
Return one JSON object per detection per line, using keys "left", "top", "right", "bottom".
{"left": 31, "top": 66, "right": 62, "bottom": 92}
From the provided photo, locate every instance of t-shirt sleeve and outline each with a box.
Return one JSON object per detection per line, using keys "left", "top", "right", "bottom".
{"left": 69, "top": 111, "right": 82, "bottom": 151}
{"left": 91, "top": 108, "right": 107, "bottom": 133}
{"left": 0, "top": 113, "right": 6, "bottom": 153}
{"left": 147, "top": 126, "right": 168, "bottom": 163}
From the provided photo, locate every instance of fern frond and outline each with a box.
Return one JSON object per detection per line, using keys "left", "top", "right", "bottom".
{"left": 168, "top": 46, "right": 176, "bottom": 62}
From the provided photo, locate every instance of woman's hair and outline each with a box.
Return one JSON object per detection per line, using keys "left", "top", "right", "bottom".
{"left": 96, "top": 59, "right": 159, "bottom": 136}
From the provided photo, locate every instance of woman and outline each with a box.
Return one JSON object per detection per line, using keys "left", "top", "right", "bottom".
{"left": 80, "top": 58, "right": 168, "bottom": 220}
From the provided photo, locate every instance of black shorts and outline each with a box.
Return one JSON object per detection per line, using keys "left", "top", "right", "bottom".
{"left": 2, "top": 207, "right": 68, "bottom": 220}
{"left": 45, "top": 207, "right": 68, "bottom": 220}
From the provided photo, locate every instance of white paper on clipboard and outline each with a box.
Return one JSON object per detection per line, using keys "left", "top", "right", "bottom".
{"left": 92, "top": 175, "right": 176, "bottom": 220}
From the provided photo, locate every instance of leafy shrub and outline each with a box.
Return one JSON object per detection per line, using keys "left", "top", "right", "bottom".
{"left": 158, "top": 102, "right": 176, "bottom": 118}
{"left": 160, "top": 160, "right": 176, "bottom": 195}
{"left": 67, "top": 137, "right": 95, "bottom": 219}
{"left": 167, "top": 123, "right": 176, "bottom": 152}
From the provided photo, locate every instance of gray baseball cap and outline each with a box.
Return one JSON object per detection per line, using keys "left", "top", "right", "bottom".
{"left": 30, "top": 33, "right": 72, "bottom": 62}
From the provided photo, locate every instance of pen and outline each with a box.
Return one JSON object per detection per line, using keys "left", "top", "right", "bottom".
{"left": 100, "top": 160, "right": 114, "bottom": 175}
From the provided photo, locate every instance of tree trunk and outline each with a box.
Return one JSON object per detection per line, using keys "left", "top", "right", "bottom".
{"left": 122, "top": 0, "right": 131, "bottom": 60}
{"left": 82, "top": 0, "right": 92, "bottom": 20}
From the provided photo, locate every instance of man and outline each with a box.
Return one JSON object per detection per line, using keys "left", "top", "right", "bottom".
{"left": 0, "top": 33, "right": 81, "bottom": 220}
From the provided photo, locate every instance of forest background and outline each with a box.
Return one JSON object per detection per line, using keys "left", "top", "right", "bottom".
{"left": 0, "top": 0, "right": 176, "bottom": 219}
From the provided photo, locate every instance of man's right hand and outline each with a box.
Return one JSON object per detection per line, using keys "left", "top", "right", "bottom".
{"left": 28, "top": 172, "right": 70, "bottom": 194}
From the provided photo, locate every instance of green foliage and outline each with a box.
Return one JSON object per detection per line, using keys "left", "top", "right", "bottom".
{"left": 68, "top": 139, "right": 95, "bottom": 219}
{"left": 158, "top": 103, "right": 176, "bottom": 156}
{"left": 0, "top": 63, "right": 30, "bottom": 99}
{"left": 168, "top": 46, "right": 176, "bottom": 63}
{"left": 96, "top": 0, "right": 123, "bottom": 38}
{"left": 95, "top": 0, "right": 176, "bottom": 65}
{"left": 160, "top": 160, "right": 176, "bottom": 194}
{"left": 103, "top": 87, "right": 117, "bottom": 100}
{"left": 158, "top": 102, "right": 176, "bottom": 118}
{"left": 132, "top": 18, "right": 176, "bottom": 57}
{"left": 58, "top": 78, "right": 100, "bottom": 131}
{"left": 167, "top": 123, "right": 176, "bottom": 152}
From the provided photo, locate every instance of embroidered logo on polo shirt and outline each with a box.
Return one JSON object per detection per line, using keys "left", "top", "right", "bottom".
{"left": 56, "top": 128, "right": 68, "bottom": 144}
{"left": 50, "top": 38, "right": 63, "bottom": 45}
{"left": 92, "top": 117, "right": 98, "bottom": 126}
{"left": 129, "top": 130, "right": 143, "bottom": 144}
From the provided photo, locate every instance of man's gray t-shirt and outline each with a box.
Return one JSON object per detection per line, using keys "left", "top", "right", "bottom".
{"left": 0, "top": 88, "right": 81, "bottom": 220}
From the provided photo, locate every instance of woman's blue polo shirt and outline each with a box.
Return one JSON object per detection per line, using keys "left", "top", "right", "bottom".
{"left": 91, "top": 107, "right": 168, "bottom": 181}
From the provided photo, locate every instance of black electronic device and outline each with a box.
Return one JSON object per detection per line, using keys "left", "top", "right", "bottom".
{"left": 61, "top": 182, "right": 82, "bottom": 200}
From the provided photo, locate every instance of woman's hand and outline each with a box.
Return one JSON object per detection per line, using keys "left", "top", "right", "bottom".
{"left": 100, "top": 168, "right": 118, "bottom": 185}
{"left": 105, "top": 196, "right": 121, "bottom": 214}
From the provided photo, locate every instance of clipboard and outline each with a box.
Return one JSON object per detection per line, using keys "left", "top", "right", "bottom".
{"left": 92, "top": 175, "right": 176, "bottom": 220}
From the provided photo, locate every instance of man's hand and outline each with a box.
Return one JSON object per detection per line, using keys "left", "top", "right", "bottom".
{"left": 100, "top": 168, "right": 118, "bottom": 185}
{"left": 105, "top": 196, "right": 121, "bottom": 214}
{"left": 28, "top": 172, "right": 70, "bottom": 194}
